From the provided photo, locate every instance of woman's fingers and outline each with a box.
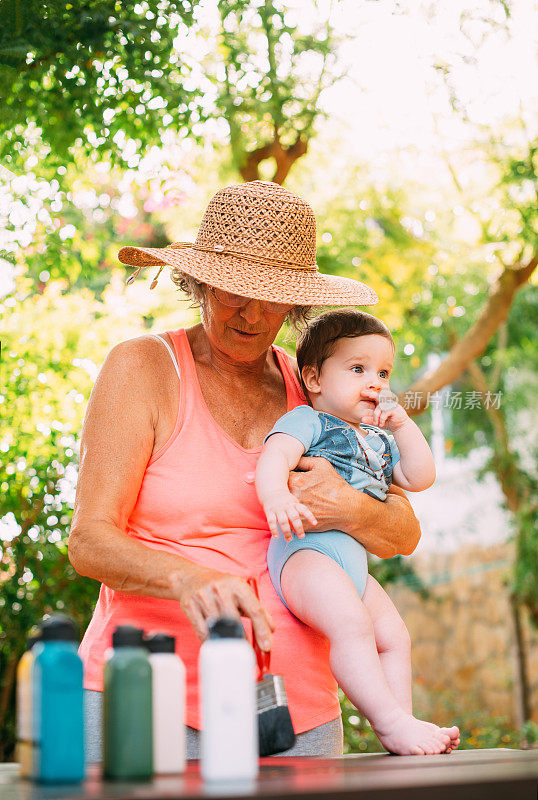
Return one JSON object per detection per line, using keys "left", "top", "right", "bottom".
{"left": 213, "top": 583, "right": 243, "bottom": 621}
{"left": 289, "top": 457, "right": 344, "bottom": 530}
{"left": 196, "top": 584, "right": 226, "bottom": 620}
{"left": 171, "top": 568, "right": 275, "bottom": 651}
{"left": 234, "top": 582, "right": 274, "bottom": 651}
{"left": 181, "top": 596, "right": 210, "bottom": 642}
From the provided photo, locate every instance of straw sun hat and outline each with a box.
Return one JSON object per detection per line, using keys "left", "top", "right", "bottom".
{"left": 118, "top": 180, "right": 378, "bottom": 307}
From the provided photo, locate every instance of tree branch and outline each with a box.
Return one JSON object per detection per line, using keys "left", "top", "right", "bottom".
{"left": 239, "top": 140, "right": 277, "bottom": 182}
{"left": 272, "top": 135, "right": 308, "bottom": 184}
{"left": 238, "top": 130, "right": 308, "bottom": 185}
{"left": 401, "top": 254, "right": 537, "bottom": 414}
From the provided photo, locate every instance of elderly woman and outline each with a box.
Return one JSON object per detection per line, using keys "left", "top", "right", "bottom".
{"left": 69, "top": 181, "right": 420, "bottom": 760}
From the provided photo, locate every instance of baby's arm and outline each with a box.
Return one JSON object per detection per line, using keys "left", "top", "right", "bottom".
{"left": 361, "top": 390, "right": 435, "bottom": 492}
{"left": 255, "top": 434, "right": 317, "bottom": 541}
{"left": 390, "top": 419, "right": 435, "bottom": 491}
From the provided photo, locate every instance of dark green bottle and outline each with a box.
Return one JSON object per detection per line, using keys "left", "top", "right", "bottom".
{"left": 103, "top": 626, "right": 153, "bottom": 780}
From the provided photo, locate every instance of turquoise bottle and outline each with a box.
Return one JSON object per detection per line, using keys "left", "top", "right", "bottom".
{"left": 32, "top": 615, "right": 84, "bottom": 783}
{"left": 103, "top": 625, "right": 153, "bottom": 780}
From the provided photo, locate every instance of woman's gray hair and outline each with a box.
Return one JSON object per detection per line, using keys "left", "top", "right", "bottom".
{"left": 171, "top": 268, "right": 316, "bottom": 333}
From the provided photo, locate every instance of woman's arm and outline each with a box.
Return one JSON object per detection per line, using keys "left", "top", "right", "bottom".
{"left": 68, "top": 337, "right": 274, "bottom": 648}
{"left": 288, "top": 457, "right": 421, "bottom": 558}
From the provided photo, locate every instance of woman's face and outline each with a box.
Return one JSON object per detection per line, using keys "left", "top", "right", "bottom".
{"left": 201, "top": 285, "right": 290, "bottom": 363}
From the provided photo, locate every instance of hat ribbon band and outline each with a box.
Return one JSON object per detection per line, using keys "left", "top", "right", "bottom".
{"left": 166, "top": 242, "right": 318, "bottom": 272}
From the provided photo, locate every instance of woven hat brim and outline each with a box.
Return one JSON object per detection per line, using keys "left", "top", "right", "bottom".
{"left": 118, "top": 245, "right": 378, "bottom": 307}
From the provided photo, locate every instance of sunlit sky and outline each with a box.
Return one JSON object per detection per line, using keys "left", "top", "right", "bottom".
{"left": 322, "top": 0, "right": 537, "bottom": 159}
{"left": 176, "top": 0, "right": 538, "bottom": 185}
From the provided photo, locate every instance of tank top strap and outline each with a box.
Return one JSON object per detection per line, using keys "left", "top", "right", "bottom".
{"left": 167, "top": 328, "right": 196, "bottom": 383}
{"left": 152, "top": 334, "right": 181, "bottom": 380}
{"left": 272, "top": 343, "right": 306, "bottom": 403}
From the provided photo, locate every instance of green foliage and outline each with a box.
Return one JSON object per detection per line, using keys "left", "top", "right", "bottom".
{"left": 0, "top": 273, "right": 182, "bottom": 759}
{"left": 2, "top": 160, "right": 173, "bottom": 294}
{"left": 513, "top": 501, "right": 538, "bottom": 625}
{"left": 341, "top": 692, "right": 538, "bottom": 753}
{"left": 496, "top": 138, "right": 538, "bottom": 253}
{"left": 368, "top": 556, "right": 429, "bottom": 600}
{"left": 0, "top": 0, "right": 198, "bottom": 169}
{"left": 1, "top": 283, "right": 99, "bottom": 757}
{"left": 214, "top": 0, "right": 340, "bottom": 175}
{"left": 302, "top": 173, "right": 437, "bottom": 336}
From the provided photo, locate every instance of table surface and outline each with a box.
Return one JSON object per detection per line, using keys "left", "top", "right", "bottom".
{"left": 1, "top": 749, "right": 538, "bottom": 800}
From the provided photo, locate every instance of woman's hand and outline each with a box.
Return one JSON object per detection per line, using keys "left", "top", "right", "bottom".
{"left": 290, "top": 457, "right": 421, "bottom": 557}
{"left": 169, "top": 565, "right": 275, "bottom": 651}
{"left": 288, "top": 456, "right": 348, "bottom": 532}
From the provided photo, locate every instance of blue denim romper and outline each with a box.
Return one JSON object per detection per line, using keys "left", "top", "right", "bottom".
{"left": 264, "top": 406, "right": 400, "bottom": 612}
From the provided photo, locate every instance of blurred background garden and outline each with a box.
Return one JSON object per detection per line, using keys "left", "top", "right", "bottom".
{"left": 1, "top": 0, "right": 537, "bottom": 759}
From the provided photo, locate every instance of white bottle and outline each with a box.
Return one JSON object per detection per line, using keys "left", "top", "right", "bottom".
{"left": 200, "top": 618, "right": 258, "bottom": 782}
{"left": 146, "top": 633, "right": 186, "bottom": 774}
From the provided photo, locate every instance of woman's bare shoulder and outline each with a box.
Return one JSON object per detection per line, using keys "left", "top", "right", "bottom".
{"left": 89, "top": 335, "right": 180, "bottom": 429}
{"left": 102, "top": 334, "right": 177, "bottom": 381}
{"left": 106, "top": 333, "right": 170, "bottom": 363}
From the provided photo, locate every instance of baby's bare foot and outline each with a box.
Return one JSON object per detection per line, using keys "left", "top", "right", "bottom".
{"left": 373, "top": 709, "right": 453, "bottom": 755}
{"left": 440, "top": 726, "right": 460, "bottom": 753}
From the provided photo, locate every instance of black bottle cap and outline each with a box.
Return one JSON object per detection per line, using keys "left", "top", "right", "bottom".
{"left": 40, "top": 614, "right": 78, "bottom": 642}
{"left": 145, "top": 633, "right": 176, "bottom": 653}
{"left": 112, "top": 625, "right": 144, "bottom": 648}
{"left": 207, "top": 617, "right": 246, "bottom": 640}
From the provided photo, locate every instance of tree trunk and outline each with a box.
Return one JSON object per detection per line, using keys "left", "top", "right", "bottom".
{"left": 238, "top": 133, "right": 308, "bottom": 185}
{"left": 510, "top": 596, "right": 532, "bottom": 727}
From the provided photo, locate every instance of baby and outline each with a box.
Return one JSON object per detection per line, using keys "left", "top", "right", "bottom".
{"left": 255, "top": 310, "right": 459, "bottom": 755}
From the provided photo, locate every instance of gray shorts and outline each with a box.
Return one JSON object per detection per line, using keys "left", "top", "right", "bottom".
{"left": 84, "top": 689, "right": 342, "bottom": 761}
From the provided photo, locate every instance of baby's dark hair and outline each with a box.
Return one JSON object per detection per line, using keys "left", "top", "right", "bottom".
{"left": 296, "top": 309, "right": 394, "bottom": 398}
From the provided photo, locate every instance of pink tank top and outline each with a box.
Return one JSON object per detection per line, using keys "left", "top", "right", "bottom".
{"left": 79, "top": 328, "right": 340, "bottom": 732}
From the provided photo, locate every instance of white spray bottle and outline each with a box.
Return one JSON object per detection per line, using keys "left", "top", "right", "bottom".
{"left": 200, "top": 617, "right": 257, "bottom": 782}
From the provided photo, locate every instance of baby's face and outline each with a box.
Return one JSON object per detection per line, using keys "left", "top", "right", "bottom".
{"left": 304, "top": 334, "right": 394, "bottom": 427}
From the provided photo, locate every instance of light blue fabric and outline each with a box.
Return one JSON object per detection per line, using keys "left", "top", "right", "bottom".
{"left": 267, "top": 529, "right": 369, "bottom": 608}
{"left": 264, "top": 407, "right": 401, "bottom": 612}
{"left": 264, "top": 406, "right": 400, "bottom": 501}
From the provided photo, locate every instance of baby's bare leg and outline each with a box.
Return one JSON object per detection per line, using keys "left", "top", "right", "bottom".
{"left": 280, "top": 549, "right": 454, "bottom": 755}
{"left": 363, "top": 575, "right": 460, "bottom": 751}
{"left": 362, "top": 575, "right": 413, "bottom": 715}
